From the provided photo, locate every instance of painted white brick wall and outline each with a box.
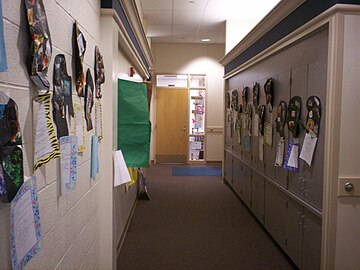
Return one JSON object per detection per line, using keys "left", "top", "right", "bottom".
{"left": 0, "top": 0, "right": 103, "bottom": 269}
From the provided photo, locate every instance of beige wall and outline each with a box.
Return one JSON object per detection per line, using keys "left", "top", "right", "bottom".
{"left": 152, "top": 43, "right": 225, "bottom": 162}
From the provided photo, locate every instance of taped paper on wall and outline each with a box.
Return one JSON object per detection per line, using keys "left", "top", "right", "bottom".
{"left": 300, "top": 133, "right": 318, "bottom": 166}
{"left": 60, "top": 136, "right": 78, "bottom": 194}
{"left": 74, "top": 103, "right": 85, "bottom": 153}
{"left": 114, "top": 150, "right": 131, "bottom": 187}
{"left": 284, "top": 140, "right": 299, "bottom": 172}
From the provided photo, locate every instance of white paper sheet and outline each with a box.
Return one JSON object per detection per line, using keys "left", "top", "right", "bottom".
{"left": 60, "top": 136, "right": 78, "bottom": 194}
{"left": 275, "top": 139, "right": 285, "bottom": 167}
{"left": 95, "top": 102, "right": 103, "bottom": 141}
{"left": 259, "top": 136, "right": 264, "bottom": 162}
{"left": 11, "top": 176, "right": 42, "bottom": 270}
{"left": 74, "top": 103, "right": 85, "bottom": 152}
{"left": 191, "top": 141, "right": 202, "bottom": 150}
{"left": 287, "top": 143, "right": 299, "bottom": 168}
{"left": 300, "top": 133, "right": 318, "bottom": 166}
{"left": 114, "top": 150, "right": 131, "bottom": 187}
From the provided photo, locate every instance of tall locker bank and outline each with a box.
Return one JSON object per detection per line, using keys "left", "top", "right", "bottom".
{"left": 220, "top": 1, "right": 360, "bottom": 270}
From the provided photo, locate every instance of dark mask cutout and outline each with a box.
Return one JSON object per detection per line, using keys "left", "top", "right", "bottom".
{"left": 226, "top": 92, "right": 230, "bottom": 109}
{"left": 264, "top": 78, "right": 274, "bottom": 112}
{"left": 305, "top": 96, "right": 321, "bottom": 137}
{"left": 85, "top": 69, "right": 94, "bottom": 131}
{"left": 25, "top": 0, "right": 52, "bottom": 90}
{"left": 73, "top": 21, "right": 87, "bottom": 97}
{"left": 0, "top": 93, "right": 24, "bottom": 203}
{"left": 242, "top": 86, "right": 248, "bottom": 106}
{"left": 253, "top": 82, "right": 259, "bottom": 113}
{"left": 258, "top": 105, "right": 265, "bottom": 136}
{"left": 287, "top": 96, "right": 302, "bottom": 137}
{"left": 231, "top": 90, "right": 239, "bottom": 111}
{"left": 95, "top": 46, "right": 105, "bottom": 99}
{"left": 275, "top": 101, "right": 287, "bottom": 138}
{"left": 53, "top": 54, "right": 74, "bottom": 138}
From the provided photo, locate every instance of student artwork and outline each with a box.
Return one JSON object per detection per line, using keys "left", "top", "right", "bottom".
{"left": 52, "top": 54, "right": 74, "bottom": 138}
{"left": 242, "top": 86, "right": 248, "bottom": 106}
{"left": 95, "top": 102, "right": 103, "bottom": 141}
{"left": 33, "top": 94, "right": 61, "bottom": 171}
{"left": 253, "top": 82, "right": 260, "bottom": 113}
{"left": 73, "top": 21, "right": 87, "bottom": 97}
{"left": 90, "top": 135, "right": 99, "bottom": 178}
{"left": 264, "top": 122, "right": 273, "bottom": 147}
{"left": 226, "top": 92, "right": 230, "bottom": 109}
{"left": 94, "top": 46, "right": 105, "bottom": 99}
{"left": 0, "top": 0, "right": 8, "bottom": 72}
{"left": 235, "top": 105, "right": 243, "bottom": 145}
{"left": 300, "top": 96, "right": 321, "bottom": 166}
{"left": 258, "top": 105, "right": 265, "bottom": 136}
{"left": 275, "top": 101, "right": 287, "bottom": 167}
{"left": 284, "top": 140, "right": 300, "bottom": 172}
{"left": 10, "top": 176, "right": 42, "bottom": 270}
{"left": 264, "top": 78, "right": 274, "bottom": 112}
{"left": 59, "top": 136, "right": 78, "bottom": 194}
{"left": 287, "top": 96, "right": 302, "bottom": 137}
{"left": 25, "top": 0, "right": 52, "bottom": 91}
{"left": 74, "top": 103, "right": 85, "bottom": 153}
{"left": 84, "top": 69, "right": 94, "bottom": 131}
{"left": 231, "top": 90, "right": 239, "bottom": 111}
{"left": 0, "top": 92, "right": 24, "bottom": 203}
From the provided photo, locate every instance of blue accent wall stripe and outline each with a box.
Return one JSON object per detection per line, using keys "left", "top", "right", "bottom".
{"left": 225, "top": 0, "right": 360, "bottom": 74}
{"left": 101, "top": 0, "right": 149, "bottom": 72}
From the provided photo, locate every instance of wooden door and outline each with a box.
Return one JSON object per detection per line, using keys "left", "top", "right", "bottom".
{"left": 156, "top": 87, "right": 188, "bottom": 163}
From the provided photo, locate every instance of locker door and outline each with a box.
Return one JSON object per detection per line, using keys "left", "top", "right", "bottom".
{"left": 302, "top": 60, "right": 327, "bottom": 210}
{"left": 288, "top": 65, "right": 308, "bottom": 199}
{"left": 224, "top": 152, "right": 233, "bottom": 185}
{"left": 251, "top": 171, "right": 265, "bottom": 224}
{"left": 273, "top": 70, "right": 291, "bottom": 188}
{"left": 264, "top": 182, "right": 287, "bottom": 250}
{"left": 240, "top": 163, "right": 252, "bottom": 207}
{"left": 301, "top": 209, "right": 322, "bottom": 270}
{"left": 232, "top": 157, "right": 242, "bottom": 193}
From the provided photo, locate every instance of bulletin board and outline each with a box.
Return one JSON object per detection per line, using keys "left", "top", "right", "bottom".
{"left": 117, "top": 79, "right": 150, "bottom": 168}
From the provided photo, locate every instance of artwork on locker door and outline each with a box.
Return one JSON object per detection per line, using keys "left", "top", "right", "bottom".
{"left": 73, "top": 21, "right": 87, "bottom": 97}
{"left": 84, "top": 69, "right": 94, "bottom": 131}
{"left": 287, "top": 96, "right": 302, "bottom": 137}
{"left": 300, "top": 96, "right": 321, "bottom": 166}
{"left": 94, "top": 46, "right": 105, "bottom": 99}
{"left": 0, "top": 92, "right": 24, "bottom": 203}
{"left": 0, "top": 0, "right": 8, "bottom": 72}
{"left": 284, "top": 140, "right": 299, "bottom": 172}
{"left": 264, "top": 78, "right": 274, "bottom": 112}
{"left": 25, "top": 0, "right": 52, "bottom": 92}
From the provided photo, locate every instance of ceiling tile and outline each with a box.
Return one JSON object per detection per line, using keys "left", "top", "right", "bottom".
{"left": 197, "top": 22, "right": 225, "bottom": 36}
{"left": 143, "top": 10, "right": 172, "bottom": 25}
{"left": 140, "top": 0, "right": 172, "bottom": 11}
{"left": 152, "top": 37, "right": 174, "bottom": 43}
{"left": 147, "top": 25, "right": 172, "bottom": 37}
{"left": 173, "top": 11, "right": 203, "bottom": 25}
{"left": 172, "top": 36, "right": 196, "bottom": 43}
{"left": 173, "top": 0, "right": 207, "bottom": 11}
{"left": 173, "top": 24, "right": 198, "bottom": 36}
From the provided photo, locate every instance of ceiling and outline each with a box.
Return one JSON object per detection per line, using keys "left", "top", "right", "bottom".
{"left": 140, "top": 0, "right": 281, "bottom": 44}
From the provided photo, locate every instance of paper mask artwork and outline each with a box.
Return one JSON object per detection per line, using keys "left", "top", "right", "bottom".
{"left": 60, "top": 136, "right": 78, "bottom": 194}
{"left": 25, "top": 0, "right": 52, "bottom": 92}
{"left": 0, "top": 92, "right": 24, "bottom": 203}
{"left": 275, "top": 101, "right": 287, "bottom": 167}
{"left": 0, "top": 0, "right": 8, "bottom": 72}
{"left": 264, "top": 122, "right": 273, "bottom": 147}
{"left": 10, "top": 176, "right": 42, "bottom": 270}
{"left": 33, "top": 94, "right": 61, "bottom": 171}
{"left": 94, "top": 46, "right": 105, "bottom": 99}
{"left": 73, "top": 21, "right": 86, "bottom": 97}
{"left": 287, "top": 96, "right": 302, "bottom": 137}
{"left": 253, "top": 82, "right": 259, "bottom": 113}
{"left": 84, "top": 69, "right": 94, "bottom": 131}
{"left": 53, "top": 54, "right": 74, "bottom": 138}
{"left": 300, "top": 96, "right": 321, "bottom": 166}
{"left": 284, "top": 140, "right": 300, "bottom": 172}
{"left": 74, "top": 103, "right": 85, "bottom": 153}
{"left": 264, "top": 78, "right": 274, "bottom": 112}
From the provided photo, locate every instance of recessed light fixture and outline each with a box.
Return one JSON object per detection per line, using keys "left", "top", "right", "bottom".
{"left": 189, "top": 1, "right": 195, "bottom": 3}
{"left": 201, "top": 38, "right": 210, "bottom": 42}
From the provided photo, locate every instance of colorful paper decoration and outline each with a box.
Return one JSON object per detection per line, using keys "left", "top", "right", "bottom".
{"left": 264, "top": 78, "right": 274, "bottom": 112}
{"left": 84, "top": 69, "right": 94, "bottom": 131}
{"left": 284, "top": 140, "right": 300, "bottom": 172}
{"left": 95, "top": 102, "right": 103, "bottom": 141}
{"left": 0, "top": 92, "right": 24, "bottom": 203}
{"left": 33, "top": 94, "right": 61, "bottom": 171}
{"left": 73, "top": 21, "right": 86, "bottom": 97}
{"left": 287, "top": 96, "right": 302, "bottom": 137}
{"left": 231, "top": 90, "right": 239, "bottom": 111}
{"left": 253, "top": 82, "right": 259, "bottom": 113}
{"left": 25, "top": 0, "right": 52, "bottom": 91}
{"left": 94, "top": 46, "right": 105, "bottom": 99}
{"left": 275, "top": 101, "right": 287, "bottom": 138}
{"left": 59, "top": 136, "right": 78, "bottom": 194}
{"left": 74, "top": 103, "right": 85, "bottom": 153}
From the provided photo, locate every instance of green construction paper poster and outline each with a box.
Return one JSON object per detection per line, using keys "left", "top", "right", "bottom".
{"left": 118, "top": 79, "right": 151, "bottom": 167}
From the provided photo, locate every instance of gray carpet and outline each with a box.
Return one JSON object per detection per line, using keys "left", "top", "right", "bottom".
{"left": 117, "top": 164, "right": 297, "bottom": 270}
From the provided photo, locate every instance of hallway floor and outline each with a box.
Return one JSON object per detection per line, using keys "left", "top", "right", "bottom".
{"left": 117, "top": 164, "right": 297, "bottom": 270}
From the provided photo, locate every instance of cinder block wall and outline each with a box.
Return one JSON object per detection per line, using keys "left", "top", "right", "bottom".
{"left": 0, "top": 0, "right": 103, "bottom": 269}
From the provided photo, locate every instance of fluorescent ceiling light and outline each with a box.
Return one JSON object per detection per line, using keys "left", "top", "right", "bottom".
{"left": 201, "top": 38, "right": 210, "bottom": 42}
